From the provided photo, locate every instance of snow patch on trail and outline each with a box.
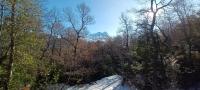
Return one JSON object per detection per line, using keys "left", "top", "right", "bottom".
{"left": 47, "top": 75, "right": 135, "bottom": 90}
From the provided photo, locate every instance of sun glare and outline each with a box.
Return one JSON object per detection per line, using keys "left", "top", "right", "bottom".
{"left": 148, "top": 12, "right": 154, "bottom": 19}
{"left": 145, "top": 10, "right": 162, "bottom": 20}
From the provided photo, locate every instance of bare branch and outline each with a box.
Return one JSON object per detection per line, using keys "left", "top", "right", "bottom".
{"left": 157, "top": 0, "right": 173, "bottom": 11}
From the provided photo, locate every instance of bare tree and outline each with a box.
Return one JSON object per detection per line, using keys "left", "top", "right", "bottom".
{"left": 40, "top": 9, "right": 60, "bottom": 61}
{"left": 64, "top": 3, "right": 94, "bottom": 61}
{"left": 135, "top": 0, "right": 173, "bottom": 89}
{"left": 119, "top": 13, "right": 133, "bottom": 51}
{"left": 149, "top": 0, "right": 173, "bottom": 59}
{"left": 172, "top": 0, "right": 196, "bottom": 60}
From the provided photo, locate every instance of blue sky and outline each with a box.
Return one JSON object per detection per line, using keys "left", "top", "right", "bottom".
{"left": 46, "top": 0, "right": 138, "bottom": 36}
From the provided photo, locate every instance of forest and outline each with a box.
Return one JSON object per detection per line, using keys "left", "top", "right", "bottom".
{"left": 0, "top": 0, "right": 199, "bottom": 90}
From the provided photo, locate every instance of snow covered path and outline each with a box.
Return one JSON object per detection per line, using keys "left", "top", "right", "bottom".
{"left": 47, "top": 75, "right": 135, "bottom": 90}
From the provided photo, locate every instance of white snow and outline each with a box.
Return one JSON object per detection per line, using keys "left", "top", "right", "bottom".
{"left": 47, "top": 75, "right": 135, "bottom": 90}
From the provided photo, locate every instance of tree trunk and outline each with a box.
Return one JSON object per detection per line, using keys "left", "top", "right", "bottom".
{"left": 126, "top": 27, "right": 129, "bottom": 51}
{"left": 0, "top": 0, "right": 4, "bottom": 58}
{"left": 73, "top": 36, "right": 79, "bottom": 62}
{"left": 5, "top": 0, "right": 16, "bottom": 89}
